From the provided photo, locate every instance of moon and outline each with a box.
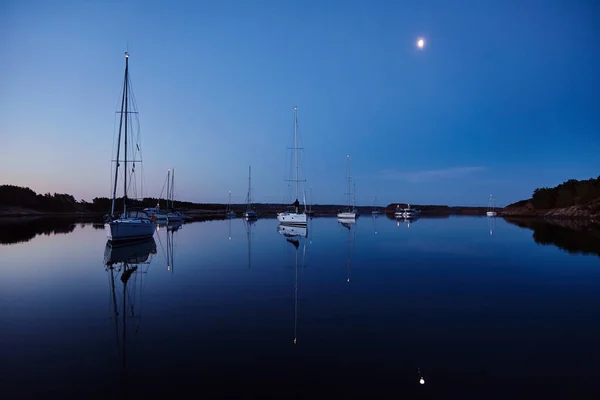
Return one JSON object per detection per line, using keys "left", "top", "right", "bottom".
{"left": 417, "top": 38, "right": 425, "bottom": 49}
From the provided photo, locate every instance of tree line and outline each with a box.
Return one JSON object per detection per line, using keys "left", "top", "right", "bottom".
{"left": 525, "top": 176, "right": 600, "bottom": 209}
{"left": 0, "top": 185, "right": 226, "bottom": 213}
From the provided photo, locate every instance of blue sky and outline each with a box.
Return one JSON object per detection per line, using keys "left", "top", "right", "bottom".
{"left": 1, "top": 0, "right": 598, "bottom": 207}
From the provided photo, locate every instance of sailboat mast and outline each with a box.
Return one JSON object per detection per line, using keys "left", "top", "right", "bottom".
{"left": 166, "top": 169, "right": 171, "bottom": 210}
{"left": 247, "top": 166, "right": 251, "bottom": 212}
{"left": 294, "top": 107, "right": 298, "bottom": 203}
{"left": 110, "top": 54, "right": 128, "bottom": 217}
{"left": 346, "top": 155, "right": 351, "bottom": 208}
{"left": 123, "top": 52, "right": 129, "bottom": 215}
{"left": 353, "top": 180, "right": 356, "bottom": 208}
{"left": 171, "top": 169, "right": 175, "bottom": 209}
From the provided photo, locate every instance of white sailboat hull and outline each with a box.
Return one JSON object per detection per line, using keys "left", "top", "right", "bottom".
{"left": 337, "top": 212, "right": 356, "bottom": 219}
{"left": 105, "top": 219, "right": 156, "bottom": 242}
{"left": 486, "top": 211, "right": 497, "bottom": 217}
{"left": 277, "top": 212, "right": 307, "bottom": 225}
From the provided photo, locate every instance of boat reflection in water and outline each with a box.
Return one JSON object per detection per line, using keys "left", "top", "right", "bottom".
{"left": 279, "top": 222, "right": 307, "bottom": 345}
{"left": 396, "top": 216, "right": 419, "bottom": 228}
{"left": 104, "top": 237, "right": 157, "bottom": 374}
{"left": 157, "top": 220, "right": 182, "bottom": 272}
{"left": 372, "top": 213, "right": 379, "bottom": 235}
{"left": 339, "top": 220, "right": 356, "bottom": 283}
{"left": 488, "top": 215, "right": 496, "bottom": 236}
{"left": 244, "top": 218, "right": 256, "bottom": 268}
{"left": 277, "top": 223, "right": 308, "bottom": 238}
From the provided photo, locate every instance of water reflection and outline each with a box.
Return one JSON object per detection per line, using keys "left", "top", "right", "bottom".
{"left": 505, "top": 217, "right": 600, "bottom": 257}
{"left": 157, "top": 221, "right": 182, "bottom": 272}
{"left": 339, "top": 220, "right": 356, "bottom": 283}
{"left": 282, "top": 230, "right": 307, "bottom": 345}
{"left": 372, "top": 213, "right": 379, "bottom": 235}
{"left": 0, "top": 217, "right": 77, "bottom": 245}
{"left": 103, "top": 238, "right": 157, "bottom": 372}
{"left": 488, "top": 215, "right": 496, "bottom": 236}
{"left": 244, "top": 219, "right": 256, "bottom": 268}
{"left": 394, "top": 216, "right": 419, "bottom": 228}
{"left": 277, "top": 223, "right": 308, "bottom": 238}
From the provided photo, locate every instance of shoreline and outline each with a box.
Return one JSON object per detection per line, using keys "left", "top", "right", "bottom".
{"left": 2, "top": 203, "right": 597, "bottom": 222}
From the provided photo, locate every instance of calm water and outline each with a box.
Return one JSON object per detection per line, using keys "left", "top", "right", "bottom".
{"left": 1, "top": 216, "right": 599, "bottom": 398}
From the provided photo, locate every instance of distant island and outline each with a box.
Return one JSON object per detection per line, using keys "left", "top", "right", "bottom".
{"left": 1, "top": 184, "right": 498, "bottom": 219}
{"left": 502, "top": 176, "right": 600, "bottom": 220}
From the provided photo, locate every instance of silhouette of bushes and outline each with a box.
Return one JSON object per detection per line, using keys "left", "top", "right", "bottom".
{"left": 509, "top": 177, "right": 600, "bottom": 210}
{"left": 0, "top": 185, "right": 77, "bottom": 212}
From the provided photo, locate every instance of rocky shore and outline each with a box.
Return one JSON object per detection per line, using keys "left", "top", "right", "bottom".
{"left": 500, "top": 200, "right": 600, "bottom": 222}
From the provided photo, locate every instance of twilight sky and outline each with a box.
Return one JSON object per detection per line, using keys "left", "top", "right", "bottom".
{"left": 1, "top": 0, "right": 598, "bottom": 206}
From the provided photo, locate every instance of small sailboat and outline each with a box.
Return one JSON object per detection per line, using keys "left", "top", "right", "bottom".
{"left": 104, "top": 52, "right": 157, "bottom": 242}
{"left": 243, "top": 166, "right": 257, "bottom": 220}
{"left": 278, "top": 107, "right": 308, "bottom": 226}
{"left": 337, "top": 155, "right": 357, "bottom": 220}
{"left": 143, "top": 170, "right": 170, "bottom": 221}
{"left": 486, "top": 194, "right": 497, "bottom": 217}
{"left": 372, "top": 193, "right": 381, "bottom": 215}
{"left": 226, "top": 191, "right": 236, "bottom": 218}
{"left": 165, "top": 169, "right": 183, "bottom": 223}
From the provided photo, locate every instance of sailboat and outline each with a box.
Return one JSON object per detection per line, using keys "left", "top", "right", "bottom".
{"left": 486, "top": 194, "right": 497, "bottom": 217}
{"left": 104, "top": 52, "right": 157, "bottom": 242}
{"left": 226, "top": 191, "right": 236, "bottom": 218}
{"left": 337, "top": 155, "right": 357, "bottom": 220}
{"left": 243, "top": 166, "right": 257, "bottom": 220}
{"left": 372, "top": 193, "right": 381, "bottom": 215}
{"left": 277, "top": 106, "right": 308, "bottom": 226}
{"left": 165, "top": 169, "right": 183, "bottom": 222}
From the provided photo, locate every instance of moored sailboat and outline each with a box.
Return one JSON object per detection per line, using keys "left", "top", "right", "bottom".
{"left": 278, "top": 107, "right": 308, "bottom": 226}
{"left": 486, "top": 194, "right": 497, "bottom": 217}
{"left": 104, "top": 52, "right": 156, "bottom": 242}
{"left": 337, "top": 155, "right": 357, "bottom": 220}
{"left": 243, "top": 166, "right": 257, "bottom": 220}
{"left": 226, "top": 191, "right": 236, "bottom": 218}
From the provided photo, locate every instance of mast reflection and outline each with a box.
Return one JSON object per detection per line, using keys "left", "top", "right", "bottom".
{"left": 244, "top": 218, "right": 256, "bottom": 268}
{"left": 339, "top": 220, "right": 355, "bottom": 283}
{"left": 104, "top": 238, "right": 156, "bottom": 372}
{"left": 279, "top": 222, "right": 307, "bottom": 345}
